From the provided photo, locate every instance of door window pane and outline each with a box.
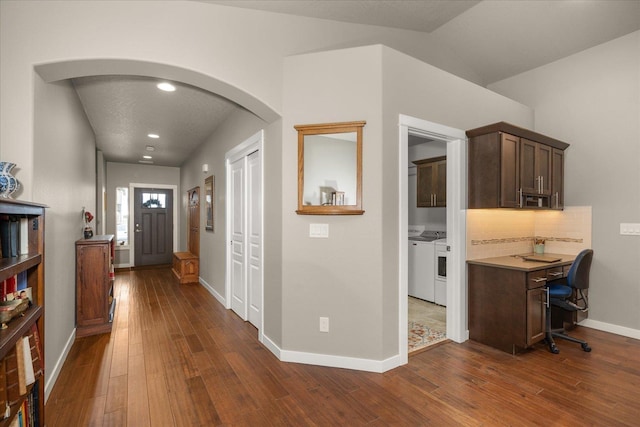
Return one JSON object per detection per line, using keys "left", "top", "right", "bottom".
{"left": 141, "top": 192, "right": 166, "bottom": 208}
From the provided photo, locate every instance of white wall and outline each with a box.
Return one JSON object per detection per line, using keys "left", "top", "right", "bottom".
{"left": 489, "top": 31, "right": 640, "bottom": 332}
{"left": 32, "top": 75, "right": 96, "bottom": 397}
{"left": 179, "top": 108, "right": 268, "bottom": 297}
{"left": 380, "top": 46, "right": 535, "bottom": 357}
{"left": 105, "top": 162, "right": 181, "bottom": 237}
{"left": 279, "top": 44, "right": 534, "bottom": 365}
{"left": 282, "top": 46, "right": 385, "bottom": 360}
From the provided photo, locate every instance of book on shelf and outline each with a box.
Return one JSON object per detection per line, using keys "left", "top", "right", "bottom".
{"left": 18, "top": 218, "right": 28, "bottom": 256}
{"left": 0, "top": 359, "right": 7, "bottom": 419}
{"left": 0, "top": 217, "right": 19, "bottom": 259}
{"left": 0, "top": 216, "right": 29, "bottom": 259}
{"left": 5, "top": 347, "right": 20, "bottom": 406}
{"left": 2, "top": 326, "right": 43, "bottom": 414}
{"left": 27, "top": 325, "right": 43, "bottom": 377}
{"left": 15, "top": 340, "right": 27, "bottom": 398}
{"left": 20, "top": 337, "right": 35, "bottom": 387}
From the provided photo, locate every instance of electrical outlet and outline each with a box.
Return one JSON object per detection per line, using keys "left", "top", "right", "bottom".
{"left": 319, "top": 317, "right": 329, "bottom": 332}
{"left": 620, "top": 223, "right": 640, "bottom": 236}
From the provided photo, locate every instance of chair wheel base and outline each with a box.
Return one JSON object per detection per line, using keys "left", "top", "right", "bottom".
{"left": 581, "top": 343, "right": 591, "bottom": 352}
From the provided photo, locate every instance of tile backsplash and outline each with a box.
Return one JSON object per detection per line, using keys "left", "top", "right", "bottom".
{"left": 466, "top": 206, "right": 592, "bottom": 260}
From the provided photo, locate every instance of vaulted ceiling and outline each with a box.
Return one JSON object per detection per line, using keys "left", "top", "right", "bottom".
{"left": 71, "top": 0, "right": 640, "bottom": 166}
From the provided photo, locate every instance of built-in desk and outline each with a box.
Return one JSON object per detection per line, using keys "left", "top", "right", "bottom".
{"left": 467, "top": 253, "right": 576, "bottom": 354}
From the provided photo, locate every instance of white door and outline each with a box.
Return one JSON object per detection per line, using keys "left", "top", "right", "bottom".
{"left": 247, "top": 151, "right": 262, "bottom": 329}
{"left": 230, "top": 156, "right": 247, "bottom": 319}
{"left": 226, "top": 131, "right": 264, "bottom": 332}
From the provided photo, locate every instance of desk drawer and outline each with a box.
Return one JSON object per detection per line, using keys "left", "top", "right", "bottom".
{"left": 546, "top": 266, "right": 564, "bottom": 281}
{"left": 527, "top": 270, "right": 548, "bottom": 289}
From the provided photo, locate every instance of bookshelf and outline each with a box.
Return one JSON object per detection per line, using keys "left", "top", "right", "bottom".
{"left": 76, "top": 235, "right": 115, "bottom": 338}
{"left": 0, "top": 199, "right": 46, "bottom": 427}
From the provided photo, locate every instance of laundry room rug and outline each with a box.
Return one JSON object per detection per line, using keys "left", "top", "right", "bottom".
{"left": 408, "top": 321, "right": 447, "bottom": 353}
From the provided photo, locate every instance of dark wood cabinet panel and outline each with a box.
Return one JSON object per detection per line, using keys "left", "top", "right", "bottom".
{"left": 467, "top": 122, "right": 569, "bottom": 210}
{"left": 527, "top": 287, "right": 547, "bottom": 346}
{"left": 468, "top": 132, "right": 520, "bottom": 208}
{"left": 76, "top": 235, "right": 115, "bottom": 338}
{"left": 414, "top": 156, "right": 446, "bottom": 207}
{"left": 521, "top": 138, "right": 552, "bottom": 196}
{"left": 468, "top": 263, "right": 550, "bottom": 354}
{"left": 551, "top": 148, "right": 564, "bottom": 209}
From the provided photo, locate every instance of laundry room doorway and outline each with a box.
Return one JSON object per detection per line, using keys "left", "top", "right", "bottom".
{"left": 399, "top": 115, "right": 468, "bottom": 362}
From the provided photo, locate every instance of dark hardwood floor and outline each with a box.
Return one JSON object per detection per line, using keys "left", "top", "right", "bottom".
{"left": 46, "top": 267, "right": 640, "bottom": 426}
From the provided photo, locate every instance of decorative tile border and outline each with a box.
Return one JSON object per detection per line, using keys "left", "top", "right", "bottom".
{"left": 471, "top": 236, "right": 583, "bottom": 245}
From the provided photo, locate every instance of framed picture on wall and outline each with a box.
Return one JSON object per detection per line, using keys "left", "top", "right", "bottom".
{"left": 205, "top": 175, "right": 214, "bottom": 231}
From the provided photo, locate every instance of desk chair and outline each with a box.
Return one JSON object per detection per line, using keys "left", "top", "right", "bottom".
{"left": 545, "top": 249, "right": 594, "bottom": 354}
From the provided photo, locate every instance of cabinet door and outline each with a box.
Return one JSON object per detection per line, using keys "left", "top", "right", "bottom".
{"left": 551, "top": 148, "right": 564, "bottom": 209}
{"left": 521, "top": 139, "right": 552, "bottom": 196}
{"left": 77, "top": 244, "right": 109, "bottom": 326}
{"left": 500, "top": 133, "right": 520, "bottom": 208}
{"left": 520, "top": 138, "right": 538, "bottom": 194}
{"left": 416, "top": 162, "right": 435, "bottom": 207}
{"left": 527, "top": 286, "right": 547, "bottom": 346}
{"left": 538, "top": 144, "right": 552, "bottom": 195}
{"left": 434, "top": 160, "right": 446, "bottom": 207}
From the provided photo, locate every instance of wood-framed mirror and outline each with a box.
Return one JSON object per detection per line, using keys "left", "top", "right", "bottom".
{"left": 295, "top": 121, "right": 365, "bottom": 215}
{"left": 204, "top": 175, "right": 214, "bottom": 231}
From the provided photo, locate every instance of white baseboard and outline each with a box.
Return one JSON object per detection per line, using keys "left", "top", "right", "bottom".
{"left": 262, "top": 333, "right": 403, "bottom": 373}
{"left": 580, "top": 318, "right": 640, "bottom": 340}
{"left": 44, "top": 328, "right": 76, "bottom": 403}
{"left": 199, "top": 277, "right": 225, "bottom": 306}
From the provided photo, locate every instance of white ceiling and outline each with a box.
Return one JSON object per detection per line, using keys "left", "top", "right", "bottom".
{"left": 72, "top": 0, "right": 640, "bottom": 167}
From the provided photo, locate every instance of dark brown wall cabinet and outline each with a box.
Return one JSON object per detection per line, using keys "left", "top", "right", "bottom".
{"left": 467, "top": 122, "right": 569, "bottom": 210}
{"left": 76, "top": 235, "right": 115, "bottom": 338}
{"left": 413, "top": 156, "right": 446, "bottom": 207}
{"left": 0, "top": 200, "right": 46, "bottom": 426}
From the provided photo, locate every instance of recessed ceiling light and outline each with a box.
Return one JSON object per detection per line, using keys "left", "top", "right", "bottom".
{"left": 147, "top": 133, "right": 159, "bottom": 139}
{"left": 143, "top": 155, "right": 153, "bottom": 159}
{"left": 145, "top": 145, "right": 155, "bottom": 151}
{"left": 157, "top": 82, "right": 176, "bottom": 92}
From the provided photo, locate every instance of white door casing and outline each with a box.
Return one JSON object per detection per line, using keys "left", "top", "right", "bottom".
{"left": 247, "top": 150, "right": 263, "bottom": 329}
{"left": 398, "top": 115, "right": 468, "bottom": 365}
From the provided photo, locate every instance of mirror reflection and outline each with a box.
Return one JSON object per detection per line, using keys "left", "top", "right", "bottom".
{"left": 303, "top": 132, "right": 356, "bottom": 206}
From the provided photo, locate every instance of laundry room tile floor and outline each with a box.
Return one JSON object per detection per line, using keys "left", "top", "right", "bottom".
{"left": 408, "top": 297, "right": 447, "bottom": 352}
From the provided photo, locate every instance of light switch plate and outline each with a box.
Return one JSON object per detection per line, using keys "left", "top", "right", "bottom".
{"left": 620, "top": 223, "right": 640, "bottom": 236}
{"left": 310, "top": 223, "right": 329, "bottom": 238}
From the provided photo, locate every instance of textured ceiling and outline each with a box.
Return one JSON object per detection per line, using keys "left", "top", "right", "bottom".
{"left": 72, "top": 76, "right": 239, "bottom": 167}
{"left": 72, "top": 0, "right": 640, "bottom": 167}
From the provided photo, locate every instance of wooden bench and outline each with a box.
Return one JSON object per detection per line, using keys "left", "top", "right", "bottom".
{"left": 172, "top": 251, "right": 199, "bottom": 284}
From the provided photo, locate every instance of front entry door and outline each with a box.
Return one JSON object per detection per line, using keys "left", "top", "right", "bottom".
{"left": 134, "top": 188, "right": 173, "bottom": 266}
